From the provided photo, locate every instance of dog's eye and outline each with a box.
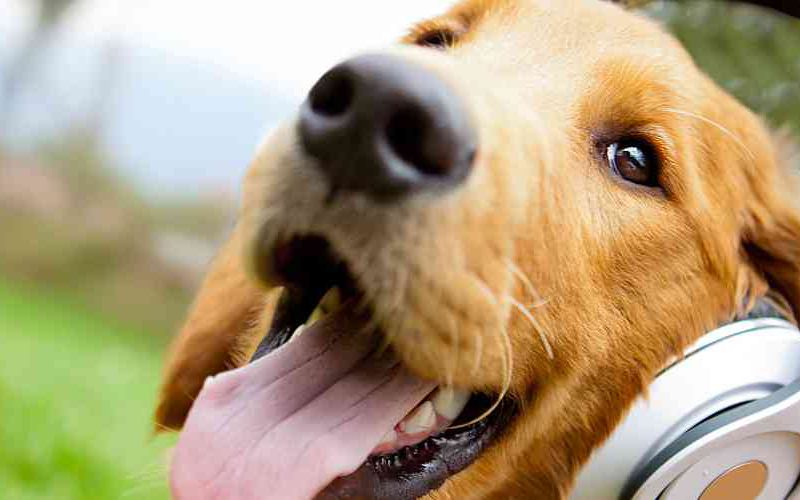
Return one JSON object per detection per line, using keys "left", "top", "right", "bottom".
{"left": 606, "top": 141, "right": 659, "bottom": 187}
{"left": 416, "top": 30, "right": 458, "bottom": 49}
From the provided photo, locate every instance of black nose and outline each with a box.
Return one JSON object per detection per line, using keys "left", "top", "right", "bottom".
{"left": 299, "top": 54, "right": 477, "bottom": 202}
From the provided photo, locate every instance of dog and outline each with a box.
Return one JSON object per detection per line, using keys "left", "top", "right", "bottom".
{"left": 155, "top": 0, "right": 800, "bottom": 498}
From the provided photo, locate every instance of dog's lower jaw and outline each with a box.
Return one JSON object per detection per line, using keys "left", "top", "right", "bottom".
{"left": 422, "top": 367, "right": 655, "bottom": 500}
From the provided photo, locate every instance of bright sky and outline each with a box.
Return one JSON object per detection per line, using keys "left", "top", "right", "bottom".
{"left": 1, "top": 0, "right": 454, "bottom": 99}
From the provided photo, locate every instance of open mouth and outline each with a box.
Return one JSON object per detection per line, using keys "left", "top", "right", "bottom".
{"left": 250, "top": 235, "right": 517, "bottom": 499}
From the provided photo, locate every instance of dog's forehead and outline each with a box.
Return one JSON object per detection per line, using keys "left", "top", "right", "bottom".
{"left": 436, "top": 0, "right": 690, "bottom": 66}
{"left": 417, "top": 0, "right": 701, "bottom": 113}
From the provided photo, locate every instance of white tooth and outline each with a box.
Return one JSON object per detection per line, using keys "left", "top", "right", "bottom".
{"left": 306, "top": 287, "right": 341, "bottom": 327}
{"left": 320, "top": 287, "right": 341, "bottom": 313}
{"left": 399, "top": 401, "right": 436, "bottom": 434}
{"left": 288, "top": 324, "right": 306, "bottom": 343}
{"left": 378, "top": 429, "right": 397, "bottom": 445}
{"left": 431, "top": 387, "right": 471, "bottom": 420}
{"left": 307, "top": 308, "right": 323, "bottom": 326}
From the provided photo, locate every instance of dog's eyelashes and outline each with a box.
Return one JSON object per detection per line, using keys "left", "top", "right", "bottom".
{"left": 416, "top": 30, "right": 458, "bottom": 49}
{"left": 606, "top": 140, "right": 660, "bottom": 187}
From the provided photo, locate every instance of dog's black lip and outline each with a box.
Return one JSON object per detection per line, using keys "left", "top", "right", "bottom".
{"left": 250, "top": 285, "right": 327, "bottom": 362}
{"left": 250, "top": 237, "right": 517, "bottom": 499}
{"left": 318, "top": 395, "right": 516, "bottom": 500}
{"left": 251, "top": 235, "right": 353, "bottom": 362}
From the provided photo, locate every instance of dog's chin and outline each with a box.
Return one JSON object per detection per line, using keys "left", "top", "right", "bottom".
{"left": 250, "top": 233, "right": 518, "bottom": 499}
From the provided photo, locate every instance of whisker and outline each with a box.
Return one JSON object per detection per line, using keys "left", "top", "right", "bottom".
{"left": 373, "top": 267, "right": 408, "bottom": 357}
{"left": 444, "top": 274, "right": 514, "bottom": 430}
{"left": 445, "top": 310, "right": 459, "bottom": 388}
{"left": 471, "top": 329, "right": 484, "bottom": 378}
{"left": 529, "top": 299, "right": 549, "bottom": 309}
{"left": 507, "top": 260, "right": 542, "bottom": 304}
{"left": 472, "top": 274, "right": 501, "bottom": 308}
{"left": 180, "top": 386, "right": 197, "bottom": 403}
{"left": 153, "top": 421, "right": 179, "bottom": 433}
{"left": 122, "top": 477, "right": 167, "bottom": 498}
{"left": 470, "top": 276, "right": 501, "bottom": 376}
{"left": 663, "top": 107, "right": 756, "bottom": 162}
{"left": 506, "top": 260, "right": 551, "bottom": 309}
{"left": 448, "top": 321, "right": 513, "bottom": 430}
{"left": 508, "top": 295, "right": 554, "bottom": 359}
{"left": 123, "top": 456, "right": 170, "bottom": 497}
{"left": 126, "top": 465, "right": 166, "bottom": 484}
{"left": 362, "top": 295, "right": 393, "bottom": 357}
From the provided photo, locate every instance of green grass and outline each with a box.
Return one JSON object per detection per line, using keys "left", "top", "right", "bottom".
{"left": 0, "top": 279, "right": 176, "bottom": 500}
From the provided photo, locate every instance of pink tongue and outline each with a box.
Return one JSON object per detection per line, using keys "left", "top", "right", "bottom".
{"left": 170, "top": 305, "right": 436, "bottom": 500}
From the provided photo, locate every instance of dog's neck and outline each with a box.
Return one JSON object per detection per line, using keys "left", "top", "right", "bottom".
{"left": 736, "top": 292, "right": 796, "bottom": 325}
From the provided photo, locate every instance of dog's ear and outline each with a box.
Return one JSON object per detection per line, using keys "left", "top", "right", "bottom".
{"left": 611, "top": 0, "right": 654, "bottom": 7}
{"left": 154, "top": 225, "right": 266, "bottom": 432}
{"left": 719, "top": 1, "right": 800, "bottom": 18}
{"left": 610, "top": 0, "right": 800, "bottom": 18}
{"left": 741, "top": 133, "right": 800, "bottom": 322}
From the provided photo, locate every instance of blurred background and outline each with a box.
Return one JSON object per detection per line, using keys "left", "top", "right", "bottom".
{"left": 0, "top": 1, "right": 797, "bottom": 498}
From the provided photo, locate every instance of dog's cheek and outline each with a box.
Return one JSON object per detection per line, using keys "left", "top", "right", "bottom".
{"left": 379, "top": 250, "right": 515, "bottom": 389}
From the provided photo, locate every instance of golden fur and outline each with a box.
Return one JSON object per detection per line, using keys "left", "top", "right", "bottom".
{"left": 155, "top": 0, "right": 800, "bottom": 497}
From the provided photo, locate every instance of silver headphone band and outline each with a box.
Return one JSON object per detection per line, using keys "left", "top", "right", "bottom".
{"left": 621, "top": 376, "right": 800, "bottom": 499}
{"left": 657, "top": 318, "right": 796, "bottom": 377}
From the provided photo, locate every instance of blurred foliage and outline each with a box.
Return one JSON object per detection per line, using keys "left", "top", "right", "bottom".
{"left": 0, "top": 135, "right": 233, "bottom": 334}
{"left": 647, "top": 0, "right": 800, "bottom": 136}
{"left": 0, "top": 278, "right": 174, "bottom": 499}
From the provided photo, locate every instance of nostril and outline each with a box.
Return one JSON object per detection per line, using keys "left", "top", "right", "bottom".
{"left": 385, "top": 107, "right": 448, "bottom": 177}
{"left": 302, "top": 54, "right": 477, "bottom": 201}
{"left": 309, "top": 70, "right": 355, "bottom": 117}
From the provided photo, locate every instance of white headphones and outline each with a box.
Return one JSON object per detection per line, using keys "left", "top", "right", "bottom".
{"left": 571, "top": 304, "right": 800, "bottom": 499}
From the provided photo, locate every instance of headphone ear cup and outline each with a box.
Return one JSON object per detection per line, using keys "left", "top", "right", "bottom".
{"left": 628, "top": 379, "right": 800, "bottom": 500}
{"left": 571, "top": 319, "right": 800, "bottom": 500}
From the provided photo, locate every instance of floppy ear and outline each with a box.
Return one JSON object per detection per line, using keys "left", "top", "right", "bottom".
{"left": 611, "top": 0, "right": 800, "bottom": 18}
{"left": 742, "top": 134, "right": 800, "bottom": 322}
{"left": 722, "top": 1, "right": 800, "bottom": 18}
{"left": 155, "top": 225, "right": 267, "bottom": 431}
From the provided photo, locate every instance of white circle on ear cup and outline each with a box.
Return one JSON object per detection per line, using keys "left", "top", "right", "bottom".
{"left": 659, "top": 432, "right": 800, "bottom": 500}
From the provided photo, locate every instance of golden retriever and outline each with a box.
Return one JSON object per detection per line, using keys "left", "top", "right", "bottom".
{"left": 155, "top": 0, "right": 800, "bottom": 498}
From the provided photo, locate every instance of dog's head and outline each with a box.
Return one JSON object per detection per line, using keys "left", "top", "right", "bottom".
{"left": 159, "top": 1, "right": 800, "bottom": 498}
